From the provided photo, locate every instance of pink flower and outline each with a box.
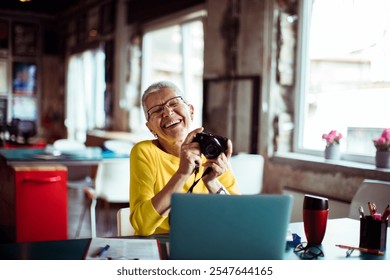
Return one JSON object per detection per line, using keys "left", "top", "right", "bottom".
{"left": 381, "top": 128, "right": 390, "bottom": 140}
{"left": 377, "top": 137, "right": 386, "bottom": 145}
{"left": 373, "top": 128, "right": 390, "bottom": 151}
{"left": 322, "top": 130, "right": 342, "bottom": 146}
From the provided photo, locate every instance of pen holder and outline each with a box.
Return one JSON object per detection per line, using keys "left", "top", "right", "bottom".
{"left": 359, "top": 216, "right": 388, "bottom": 251}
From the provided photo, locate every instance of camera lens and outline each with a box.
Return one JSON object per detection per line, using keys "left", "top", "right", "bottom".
{"left": 204, "top": 138, "right": 223, "bottom": 159}
{"left": 193, "top": 132, "right": 227, "bottom": 159}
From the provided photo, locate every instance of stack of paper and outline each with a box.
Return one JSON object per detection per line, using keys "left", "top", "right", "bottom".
{"left": 85, "top": 238, "right": 161, "bottom": 260}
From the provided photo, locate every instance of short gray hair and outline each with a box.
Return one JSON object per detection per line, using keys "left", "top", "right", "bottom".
{"left": 141, "top": 81, "right": 183, "bottom": 120}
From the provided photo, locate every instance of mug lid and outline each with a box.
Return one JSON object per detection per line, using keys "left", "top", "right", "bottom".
{"left": 304, "top": 194, "right": 329, "bottom": 210}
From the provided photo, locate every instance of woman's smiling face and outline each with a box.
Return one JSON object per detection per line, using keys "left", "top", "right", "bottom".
{"left": 145, "top": 87, "right": 194, "bottom": 149}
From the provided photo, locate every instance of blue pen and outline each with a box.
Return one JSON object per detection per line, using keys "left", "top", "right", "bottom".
{"left": 96, "top": 244, "right": 110, "bottom": 257}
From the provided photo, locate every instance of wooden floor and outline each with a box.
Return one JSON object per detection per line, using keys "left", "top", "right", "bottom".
{"left": 68, "top": 187, "right": 129, "bottom": 239}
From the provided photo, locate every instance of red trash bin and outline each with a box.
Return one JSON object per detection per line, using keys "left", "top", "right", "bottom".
{"left": 13, "top": 165, "right": 68, "bottom": 242}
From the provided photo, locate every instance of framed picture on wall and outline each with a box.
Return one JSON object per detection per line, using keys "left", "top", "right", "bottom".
{"left": 0, "top": 19, "right": 9, "bottom": 58}
{"left": 12, "top": 22, "right": 38, "bottom": 57}
{"left": 203, "top": 76, "right": 261, "bottom": 154}
{"left": 12, "top": 62, "right": 37, "bottom": 96}
{"left": 0, "top": 60, "right": 7, "bottom": 94}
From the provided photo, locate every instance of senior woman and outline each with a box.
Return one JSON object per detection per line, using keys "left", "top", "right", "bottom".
{"left": 130, "top": 81, "right": 239, "bottom": 236}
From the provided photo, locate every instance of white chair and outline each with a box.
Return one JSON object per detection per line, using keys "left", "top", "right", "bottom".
{"left": 104, "top": 140, "right": 134, "bottom": 155}
{"left": 53, "top": 139, "right": 86, "bottom": 152}
{"left": 348, "top": 179, "right": 390, "bottom": 221}
{"left": 52, "top": 139, "right": 95, "bottom": 190}
{"left": 116, "top": 207, "right": 135, "bottom": 236}
{"left": 230, "top": 153, "right": 264, "bottom": 194}
{"left": 82, "top": 158, "right": 131, "bottom": 237}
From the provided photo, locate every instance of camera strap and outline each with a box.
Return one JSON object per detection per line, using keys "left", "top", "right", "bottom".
{"left": 187, "top": 167, "right": 212, "bottom": 193}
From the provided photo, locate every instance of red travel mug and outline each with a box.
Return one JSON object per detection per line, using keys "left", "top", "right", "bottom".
{"left": 303, "top": 194, "right": 329, "bottom": 245}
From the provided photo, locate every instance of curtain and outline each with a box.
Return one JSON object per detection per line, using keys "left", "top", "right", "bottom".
{"left": 66, "top": 49, "right": 105, "bottom": 142}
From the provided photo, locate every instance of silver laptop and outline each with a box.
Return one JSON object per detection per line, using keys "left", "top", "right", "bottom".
{"left": 169, "top": 193, "right": 292, "bottom": 260}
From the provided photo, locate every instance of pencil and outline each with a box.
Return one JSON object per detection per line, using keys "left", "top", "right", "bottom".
{"left": 368, "top": 202, "right": 377, "bottom": 216}
{"left": 336, "top": 244, "right": 384, "bottom": 255}
{"left": 382, "top": 204, "right": 390, "bottom": 221}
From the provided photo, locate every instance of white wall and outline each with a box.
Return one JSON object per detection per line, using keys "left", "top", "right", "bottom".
{"left": 283, "top": 188, "right": 350, "bottom": 223}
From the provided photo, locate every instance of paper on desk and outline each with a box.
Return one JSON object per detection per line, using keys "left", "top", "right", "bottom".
{"left": 85, "top": 238, "right": 161, "bottom": 260}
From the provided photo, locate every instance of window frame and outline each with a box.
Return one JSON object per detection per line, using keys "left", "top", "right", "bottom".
{"left": 136, "top": 6, "right": 206, "bottom": 130}
{"left": 140, "top": 7, "right": 206, "bottom": 92}
{"left": 294, "top": 0, "right": 376, "bottom": 165}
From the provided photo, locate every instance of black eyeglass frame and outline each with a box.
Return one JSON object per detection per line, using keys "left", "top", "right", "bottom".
{"left": 147, "top": 96, "right": 184, "bottom": 119}
{"left": 293, "top": 242, "right": 324, "bottom": 260}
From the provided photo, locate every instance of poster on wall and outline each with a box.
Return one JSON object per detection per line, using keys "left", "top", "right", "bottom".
{"left": 12, "top": 62, "right": 37, "bottom": 96}
{"left": 12, "top": 96, "right": 37, "bottom": 121}
{"left": 12, "top": 22, "right": 38, "bottom": 57}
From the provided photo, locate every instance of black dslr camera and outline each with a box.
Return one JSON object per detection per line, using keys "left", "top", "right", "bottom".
{"left": 193, "top": 132, "right": 228, "bottom": 159}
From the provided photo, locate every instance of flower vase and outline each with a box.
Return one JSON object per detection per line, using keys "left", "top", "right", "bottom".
{"left": 324, "top": 144, "right": 340, "bottom": 160}
{"left": 375, "top": 151, "right": 390, "bottom": 169}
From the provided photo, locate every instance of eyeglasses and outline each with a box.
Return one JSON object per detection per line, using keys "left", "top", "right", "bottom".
{"left": 147, "top": 96, "right": 184, "bottom": 119}
{"left": 294, "top": 242, "right": 324, "bottom": 260}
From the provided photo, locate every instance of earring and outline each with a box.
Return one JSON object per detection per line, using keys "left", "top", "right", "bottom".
{"left": 150, "top": 130, "right": 158, "bottom": 138}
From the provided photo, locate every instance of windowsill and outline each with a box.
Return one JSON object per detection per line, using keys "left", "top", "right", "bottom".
{"left": 271, "top": 152, "right": 390, "bottom": 181}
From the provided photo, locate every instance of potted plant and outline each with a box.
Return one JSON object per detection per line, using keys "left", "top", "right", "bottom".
{"left": 322, "top": 130, "right": 342, "bottom": 160}
{"left": 373, "top": 128, "right": 390, "bottom": 168}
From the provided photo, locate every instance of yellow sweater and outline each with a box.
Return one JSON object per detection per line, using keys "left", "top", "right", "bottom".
{"left": 129, "top": 140, "right": 239, "bottom": 236}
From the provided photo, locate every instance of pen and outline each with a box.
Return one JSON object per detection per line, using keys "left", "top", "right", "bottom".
{"left": 358, "top": 206, "right": 365, "bottom": 219}
{"left": 368, "top": 202, "right": 377, "bottom": 216}
{"left": 96, "top": 244, "right": 110, "bottom": 257}
{"left": 382, "top": 204, "right": 390, "bottom": 221}
{"left": 336, "top": 244, "right": 384, "bottom": 255}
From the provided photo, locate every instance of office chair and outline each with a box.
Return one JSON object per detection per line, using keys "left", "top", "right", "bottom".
{"left": 116, "top": 207, "right": 135, "bottom": 236}
{"left": 81, "top": 158, "right": 130, "bottom": 237}
{"left": 348, "top": 179, "right": 390, "bottom": 222}
{"left": 230, "top": 153, "right": 264, "bottom": 194}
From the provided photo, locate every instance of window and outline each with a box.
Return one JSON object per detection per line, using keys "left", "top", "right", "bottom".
{"left": 296, "top": 0, "right": 390, "bottom": 163}
{"left": 139, "top": 12, "right": 205, "bottom": 129}
{"left": 66, "top": 48, "right": 105, "bottom": 142}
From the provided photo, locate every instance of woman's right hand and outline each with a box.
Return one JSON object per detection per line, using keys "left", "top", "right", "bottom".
{"left": 177, "top": 127, "right": 204, "bottom": 176}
